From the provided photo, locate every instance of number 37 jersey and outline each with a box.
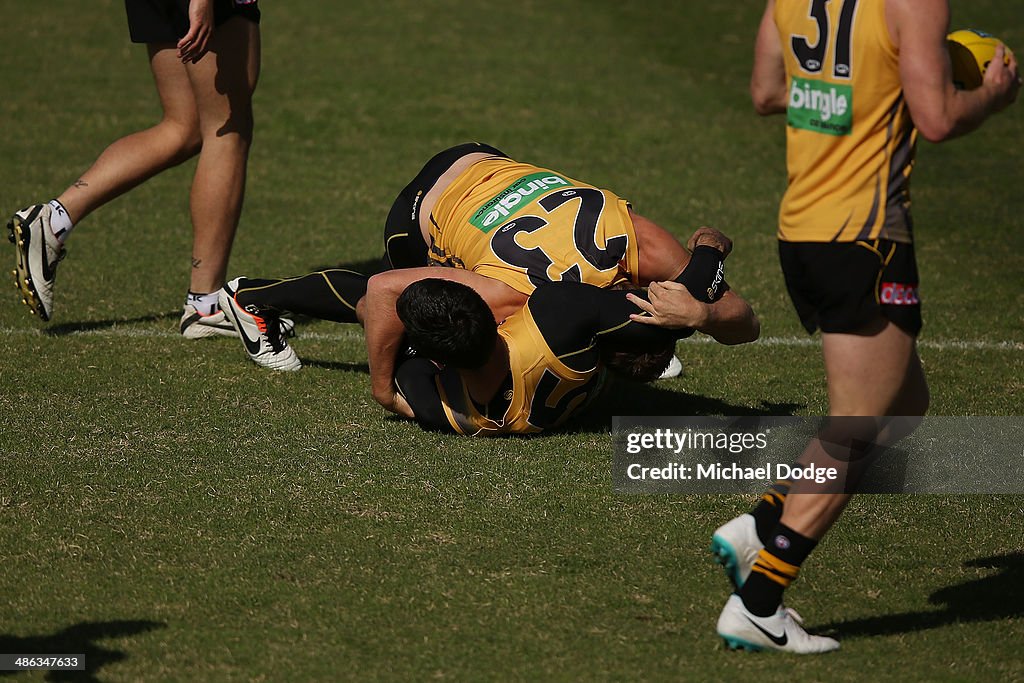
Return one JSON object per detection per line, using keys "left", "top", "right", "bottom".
{"left": 775, "top": 0, "right": 916, "bottom": 243}
{"left": 427, "top": 157, "right": 641, "bottom": 294}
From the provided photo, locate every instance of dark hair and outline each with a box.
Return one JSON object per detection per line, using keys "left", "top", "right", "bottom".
{"left": 395, "top": 279, "right": 497, "bottom": 369}
{"left": 599, "top": 341, "right": 675, "bottom": 383}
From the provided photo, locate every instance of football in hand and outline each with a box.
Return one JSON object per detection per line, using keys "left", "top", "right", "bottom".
{"left": 947, "top": 29, "right": 1015, "bottom": 90}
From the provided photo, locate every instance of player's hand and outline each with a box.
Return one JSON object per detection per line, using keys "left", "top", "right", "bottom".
{"left": 686, "top": 226, "right": 733, "bottom": 258}
{"left": 626, "top": 281, "right": 710, "bottom": 329}
{"left": 983, "top": 44, "right": 1021, "bottom": 112}
{"left": 178, "top": 0, "right": 214, "bottom": 64}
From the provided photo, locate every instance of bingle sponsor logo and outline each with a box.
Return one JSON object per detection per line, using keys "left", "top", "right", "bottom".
{"left": 470, "top": 173, "right": 570, "bottom": 232}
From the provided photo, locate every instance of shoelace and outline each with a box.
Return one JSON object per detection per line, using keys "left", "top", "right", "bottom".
{"left": 264, "top": 317, "right": 287, "bottom": 353}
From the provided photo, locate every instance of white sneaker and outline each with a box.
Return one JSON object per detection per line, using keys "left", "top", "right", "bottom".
{"left": 717, "top": 594, "right": 840, "bottom": 654}
{"left": 218, "top": 277, "right": 301, "bottom": 371}
{"left": 8, "top": 204, "right": 65, "bottom": 321}
{"left": 711, "top": 514, "right": 763, "bottom": 589}
{"left": 658, "top": 354, "right": 683, "bottom": 379}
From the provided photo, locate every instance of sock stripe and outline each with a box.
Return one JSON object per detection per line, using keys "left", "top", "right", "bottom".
{"left": 751, "top": 549, "right": 800, "bottom": 588}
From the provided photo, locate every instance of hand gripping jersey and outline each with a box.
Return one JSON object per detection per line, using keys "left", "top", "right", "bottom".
{"left": 428, "top": 157, "right": 641, "bottom": 294}
{"left": 775, "top": 0, "right": 916, "bottom": 243}
{"left": 434, "top": 303, "right": 603, "bottom": 436}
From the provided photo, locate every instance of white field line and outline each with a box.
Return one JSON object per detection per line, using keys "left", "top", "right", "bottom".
{"left": 0, "top": 326, "right": 1021, "bottom": 352}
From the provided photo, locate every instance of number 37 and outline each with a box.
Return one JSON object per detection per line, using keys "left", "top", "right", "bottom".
{"left": 791, "top": 0, "right": 859, "bottom": 78}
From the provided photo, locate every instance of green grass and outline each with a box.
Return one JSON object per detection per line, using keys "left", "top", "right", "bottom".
{"left": 1, "top": 1, "right": 1022, "bottom": 680}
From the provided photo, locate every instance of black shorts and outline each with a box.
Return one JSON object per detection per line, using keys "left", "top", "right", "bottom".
{"left": 779, "top": 239, "right": 922, "bottom": 336}
{"left": 382, "top": 142, "right": 507, "bottom": 270}
{"left": 125, "top": 0, "right": 260, "bottom": 44}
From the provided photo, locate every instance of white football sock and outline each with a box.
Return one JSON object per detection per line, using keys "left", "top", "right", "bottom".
{"left": 186, "top": 290, "right": 220, "bottom": 316}
{"left": 48, "top": 199, "right": 73, "bottom": 243}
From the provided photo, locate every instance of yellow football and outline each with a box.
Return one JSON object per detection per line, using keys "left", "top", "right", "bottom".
{"left": 947, "top": 29, "right": 1015, "bottom": 90}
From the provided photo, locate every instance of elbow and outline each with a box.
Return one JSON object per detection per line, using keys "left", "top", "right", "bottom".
{"left": 729, "top": 313, "right": 761, "bottom": 346}
{"left": 746, "top": 314, "right": 761, "bottom": 343}
{"left": 910, "top": 111, "right": 958, "bottom": 143}
{"left": 915, "top": 120, "right": 955, "bottom": 143}
{"left": 751, "top": 86, "right": 786, "bottom": 116}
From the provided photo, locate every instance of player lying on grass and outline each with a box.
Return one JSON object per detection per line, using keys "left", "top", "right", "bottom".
{"left": 378, "top": 142, "right": 746, "bottom": 382}
{"left": 218, "top": 267, "right": 758, "bottom": 434}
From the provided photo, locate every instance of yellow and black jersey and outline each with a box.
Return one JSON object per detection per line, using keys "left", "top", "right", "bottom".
{"left": 428, "top": 157, "right": 641, "bottom": 294}
{"left": 394, "top": 282, "right": 690, "bottom": 437}
{"left": 434, "top": 303, "right": 602, "bottom": 436}
{"left": 774, "top": 0, "right": 915, "bottom": 243}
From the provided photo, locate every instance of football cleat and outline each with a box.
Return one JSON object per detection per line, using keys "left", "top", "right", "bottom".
{"left": 658, "top": 354, "right": 683, "bottom": 380}
{"left": 181, "top": 300, "right": 295, "bottom": 340}
{"left": 711, "top": 513, "right": 763, "bottom": 590}
{"left": 180, "top": 305, "right": 239, "bottom": 339}
{"left": 717, "top": 594, "right": 840, "bottom": 654}
{"left": 218, "top": 277, "right": 301, "bottom": 371}
{"left": 8, "top": 204, "right": 65, "bottom": 321}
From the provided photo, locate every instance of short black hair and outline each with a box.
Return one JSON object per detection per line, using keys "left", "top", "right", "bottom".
{"left": 395, "top": 278, "right": 497, "bottom": 369}
{"left": 599, "top": 341, "right": 675, "bottom": 383}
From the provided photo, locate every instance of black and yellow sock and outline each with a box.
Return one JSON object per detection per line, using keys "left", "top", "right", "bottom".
{"left": 750, "top": 480, "right": 790, "bottom": 546}
{"left": 737, "top": 523, "right": 817, "bottom": 617}
{"left": 236, "top": 270, "right": 368, "bottom": 324}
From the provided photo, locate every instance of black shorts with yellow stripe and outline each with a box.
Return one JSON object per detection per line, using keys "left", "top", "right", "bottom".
{"left": 125, "top": 0, "right": 260, "bottom": 43}
{"left": 779, "top": 239, "right": 921, "bottom": 336}
{"left": 382, "top": 142, "right": 507, "bottom": 270}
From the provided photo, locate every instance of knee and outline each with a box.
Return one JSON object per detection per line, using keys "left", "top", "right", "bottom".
{"left": 160, "top": 118, "right": 202, "bottom": 159}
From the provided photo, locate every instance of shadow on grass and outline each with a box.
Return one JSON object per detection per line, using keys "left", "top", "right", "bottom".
{"left": 816, "top": 552, "right": 1024, "bottom": 639}
{"left": 565, "top": 379, "right": 804, "bottom": 434}
{"left": 301, "top": 359, "right": 369, "bottom": 373}
{"left": 42, "top": 312, "right": 179, "bottom": 337}
{"left": 0, "top": 619, "right": 165, "bottom": 682}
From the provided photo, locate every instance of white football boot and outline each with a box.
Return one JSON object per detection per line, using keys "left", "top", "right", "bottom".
{"left": 711, "top": 513, "right": 763, "bottom": 589}
{"left": 180, "top": 305, "right": 239, "bottom": 338}
{"left": 8, "top": 204, "right": 65, "bottom": 321}
{"left": 218, "top": 277, "right": 301, "bottom": 371}
{"left": 717, "top": 594, "right": 840, "bottom": 654}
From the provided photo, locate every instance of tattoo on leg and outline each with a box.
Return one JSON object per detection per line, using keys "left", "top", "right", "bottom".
{"left": 192, "top": 257, "right": 202, "bottom": 269}
{"left": 72, "top": 179, "right": 89, "bottom": 189}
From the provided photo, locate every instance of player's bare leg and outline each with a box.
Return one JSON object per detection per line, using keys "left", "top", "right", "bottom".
{"left": 8, "top": 46, "right": 201, "bottom": 322}
{"left": 720, "top": 317, "right": 927, "bottom": 652}
{"left": 184, "top": 16, "right": 260, "bottom": 296}
{"left": 55, "top": 46, "right": 201, "bottom": 225}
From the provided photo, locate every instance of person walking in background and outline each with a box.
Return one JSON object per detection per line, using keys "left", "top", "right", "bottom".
{"left": 8, "top": 0, "right": 262, "bottom": 338}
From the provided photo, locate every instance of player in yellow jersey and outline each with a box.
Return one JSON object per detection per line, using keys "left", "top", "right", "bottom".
{"left": 390, "top": 279, "right": 686, "bottom": 436}
{"left": 633, "top": 0, "right": 1019, "bottom": 654}
{"left": 373, "top": 143, "right": 755, "bottom": 414}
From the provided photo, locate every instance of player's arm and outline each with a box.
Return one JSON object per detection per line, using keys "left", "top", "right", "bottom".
{"left": 751, "top": 0, "right": 788, "bottom": 115}
{"left": 628, "top": 283, "right": 760, "bottom": 346}
{"left": 527, "top": 283, "right": 685, "bottom": 371}
{"left": 393, "top": 358, "right": 458, "bottom": 433}
{"left": 363, "top": 267, "right": 526, "bottom": 415}
{"left": 891, "top": 0, "right": 1019, "bottom": 142}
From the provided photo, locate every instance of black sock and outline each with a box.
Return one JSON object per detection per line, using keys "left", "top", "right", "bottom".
{"left": 750, "top": 480, "right": 791, "bottom": 546}
{"left": 738, "top": 523, "right": 817, "bottom": 617}
{"left": 236, "top": 270, "right": 368, "bottom": 324}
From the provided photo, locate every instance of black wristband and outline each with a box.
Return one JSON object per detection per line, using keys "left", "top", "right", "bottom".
{"left": 674, "top": 245, "right": 729, "bottom": 303}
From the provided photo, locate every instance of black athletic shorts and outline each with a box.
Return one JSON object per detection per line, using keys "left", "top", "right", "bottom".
{"left": 382, "top": 142, "right": 508, "bottom": 270}
{"left": 779, "top": 239, "right": 922, "bottom": 336}
{"left": 125, "top": 0, "right": 260, "bottom": 44}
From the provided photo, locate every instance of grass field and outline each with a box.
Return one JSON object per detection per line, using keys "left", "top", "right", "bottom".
{"left": 1, "top": 1, "right": 1022, "bottom": 680}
